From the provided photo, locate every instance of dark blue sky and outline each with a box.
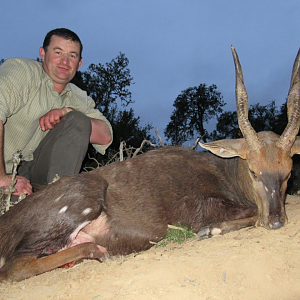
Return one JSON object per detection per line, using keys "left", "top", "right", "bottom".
{"left": 1, "top": 1, "right": 299, "bottom": 142}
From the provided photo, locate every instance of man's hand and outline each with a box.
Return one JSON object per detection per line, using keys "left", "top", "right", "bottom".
{"left": 0, "top": 175, "right": 32, "bottom": 196}
{"left": 39, "top": 108, "right": 73, "bottom": 131}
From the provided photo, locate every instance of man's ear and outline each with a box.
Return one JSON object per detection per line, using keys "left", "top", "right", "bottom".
{"left": 77, "top": 58, "right": 83, "bottom": 70}
{"left": 39, "top": 47, "right": 45, "bottom": 62}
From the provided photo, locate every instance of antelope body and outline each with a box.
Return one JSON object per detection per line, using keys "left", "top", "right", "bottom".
{"left": 1, "top": 46, "right": 300, "bottom": 282}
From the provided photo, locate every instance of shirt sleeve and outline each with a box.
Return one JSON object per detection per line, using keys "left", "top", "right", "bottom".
{"left": 68, "top": 83, "right": 113, "bottom": 154}
{"left": 86, "top": 95, "right": 113, "bottom": 154}
{"left": 0, "top": 58, "right": 29, "bottom": 123}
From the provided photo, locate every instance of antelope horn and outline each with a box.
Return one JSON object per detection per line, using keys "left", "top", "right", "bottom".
{"left": 276, "top": 48, "right": 300, "bottom": 152}
{"left": 231, "top": 45, "right": 262, "bottom": 152}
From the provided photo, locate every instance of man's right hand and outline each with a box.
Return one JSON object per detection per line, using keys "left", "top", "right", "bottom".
{"left": 39, "top": 108, "right": 73, "bottom": 131}
{"left": 0, "top": 175, "right": 32, "bottom": 196}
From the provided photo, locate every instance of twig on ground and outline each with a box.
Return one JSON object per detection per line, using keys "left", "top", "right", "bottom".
{"left": 192, "top": 138, "right": 200, "bottom": 150}
{"left": 132, "top": 140, "right": 157, "bottom": 158}
{"left": 155, "top": 127, "right": 164, "bottom": 146}
{"left": 167, "top": 224, "right": 197, "bottom": 236}
{"left": 2, "top": 151, "right": 22, "bottom": 214}
{"left": 119, "top": 141, "right": 126, "bottom": 162}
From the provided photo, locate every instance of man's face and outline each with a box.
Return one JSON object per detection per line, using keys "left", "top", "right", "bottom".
{"left": 39, "top": 35, "right": 82, "bottom": 92}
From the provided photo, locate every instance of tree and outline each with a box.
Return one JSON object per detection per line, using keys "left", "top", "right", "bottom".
{"left": 272, "top": 102, "right": 288, "bottom": 135}
{"left": 210, "top": 110, "right": 240, "bottom": 140}
{"left": 72, "top": 52, "right": 133, "bottom": 116}
{"left": 164, "top": 84, "right": 225, "bottom": 144}
{"left": 71, "top": 53, "right": 154, "bottom": 165}
{"left": 84, "top": 105, "right": 153, "bottom": 168}
{"left": 107, "top": 105, "right": 153, "bottom": 150}
{"left": 211, "top": 101, "right": 283, "bottom": 140}
{"left": 248, "top": 101, "right": 279, "bottom": 133}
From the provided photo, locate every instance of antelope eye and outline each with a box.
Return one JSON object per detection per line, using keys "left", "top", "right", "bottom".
{"left": 249, "top": 169, "right": 258, "bottom": 179}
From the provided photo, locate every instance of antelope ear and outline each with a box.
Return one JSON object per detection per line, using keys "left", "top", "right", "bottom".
{"left": 290, "top": 136, "right": 300, "bottom": 156}
{"left": 199, "top": 139, "right": 248, "bottom": 159}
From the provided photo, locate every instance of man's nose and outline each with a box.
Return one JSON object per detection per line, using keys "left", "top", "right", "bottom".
{"left": 61, "top": 54, "right": 70, "bottom": 64}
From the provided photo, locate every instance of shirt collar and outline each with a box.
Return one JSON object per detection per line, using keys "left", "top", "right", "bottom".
{"left": 40, "top": 67, "right": 71, "bottom": 96}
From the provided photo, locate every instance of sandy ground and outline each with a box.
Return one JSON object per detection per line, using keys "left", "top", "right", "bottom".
{"left": 0, "top": 194, "right": 300, "bottom": 300}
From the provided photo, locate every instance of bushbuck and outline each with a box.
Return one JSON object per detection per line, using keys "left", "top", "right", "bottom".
{"left": 0, "top": 46, "right": 300, "bottom": 282}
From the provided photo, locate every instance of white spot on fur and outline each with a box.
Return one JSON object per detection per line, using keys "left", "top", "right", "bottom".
{"left": 0, "top": 256, "right": 5, "bottom": 268}
{"left": 260, "top": 171, "right": 263, "bottom": 175}
{"left": 82, "top": 208, "right": 92, "bottom": 216}
{"left": 211, "top": 228, "right": 222, "bottom": 236}
{"left": 54, "top": 195, "right": 63, "bottom": 202}
{"left": 58, "top": 205, "right": 68, "bottom": 214}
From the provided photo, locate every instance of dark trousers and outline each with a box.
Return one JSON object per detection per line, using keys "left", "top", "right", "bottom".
{"left": 18, "top": 111, "right": 91, "bottom": 191}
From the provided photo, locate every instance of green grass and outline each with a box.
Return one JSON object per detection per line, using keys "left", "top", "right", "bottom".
{"left": 155, "top": 224, "right": 196, "bottom": 247}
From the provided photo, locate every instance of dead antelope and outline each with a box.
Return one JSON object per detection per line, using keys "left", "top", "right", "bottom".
{"left": 0, "top": 46, "right": 300, "bottom": 282}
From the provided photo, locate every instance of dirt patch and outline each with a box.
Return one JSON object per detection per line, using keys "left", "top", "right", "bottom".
{"left": 1, "top": 195, "right": 300, "bottom": 300}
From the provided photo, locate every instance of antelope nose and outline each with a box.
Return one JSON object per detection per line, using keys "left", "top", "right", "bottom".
{"left": 270, "top": 220, "right": 284, "bottom": 229}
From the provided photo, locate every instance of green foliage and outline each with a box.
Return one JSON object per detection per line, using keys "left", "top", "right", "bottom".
{"left": 164, "top": 84, "right": 225, "bottom": 144}
{"left": 72, "top": 52, "right": 133, "bottom": 116}
{"left": 155, "top": 224, "right": 195, "bottom": 247}
{"left": 211, "top": 100, "right": 288, "bottom": 140}
{"left": 107, "top": 106, "right": 153, "bottom": 150}
{"left": 248, "top": 101, "right": 279, "bottom": 132}
{"left": 272, "top": 102, "right": 288, "bottom": 135}
{"left": 210, "top": 110, "right": 240, "bottom": 140}
{"left": 72, "top": 53, "right": 154, "bottom": 166}
{"left": 83, "top": 106, "right": 155, "bottom": 168}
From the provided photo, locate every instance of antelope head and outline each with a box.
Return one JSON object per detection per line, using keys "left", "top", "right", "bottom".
{"left": 200, "top": 46, "right": 300, "bottom": 229}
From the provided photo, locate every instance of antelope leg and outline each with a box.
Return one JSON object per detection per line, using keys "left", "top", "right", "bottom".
{"left": 0, "top": 242, "right": 108, "bottom": 282}
{"left": 197, "top": 216, "right": 258, "bottom": 240}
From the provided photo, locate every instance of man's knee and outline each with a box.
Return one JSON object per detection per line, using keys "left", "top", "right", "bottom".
{"left": 28, "top": 111, "right": 92, "bottom": 188}
{"left": 62, "top": 110, "right": 92, "bottom": 136}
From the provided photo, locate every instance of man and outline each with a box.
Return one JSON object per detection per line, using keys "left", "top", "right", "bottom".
{"left": 0, "top": 28, "right": 112, "bottom": 196}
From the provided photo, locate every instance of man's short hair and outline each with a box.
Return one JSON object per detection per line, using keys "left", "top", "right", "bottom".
{"left": 43, "top": 28, "right": 83, "bottom": 59}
